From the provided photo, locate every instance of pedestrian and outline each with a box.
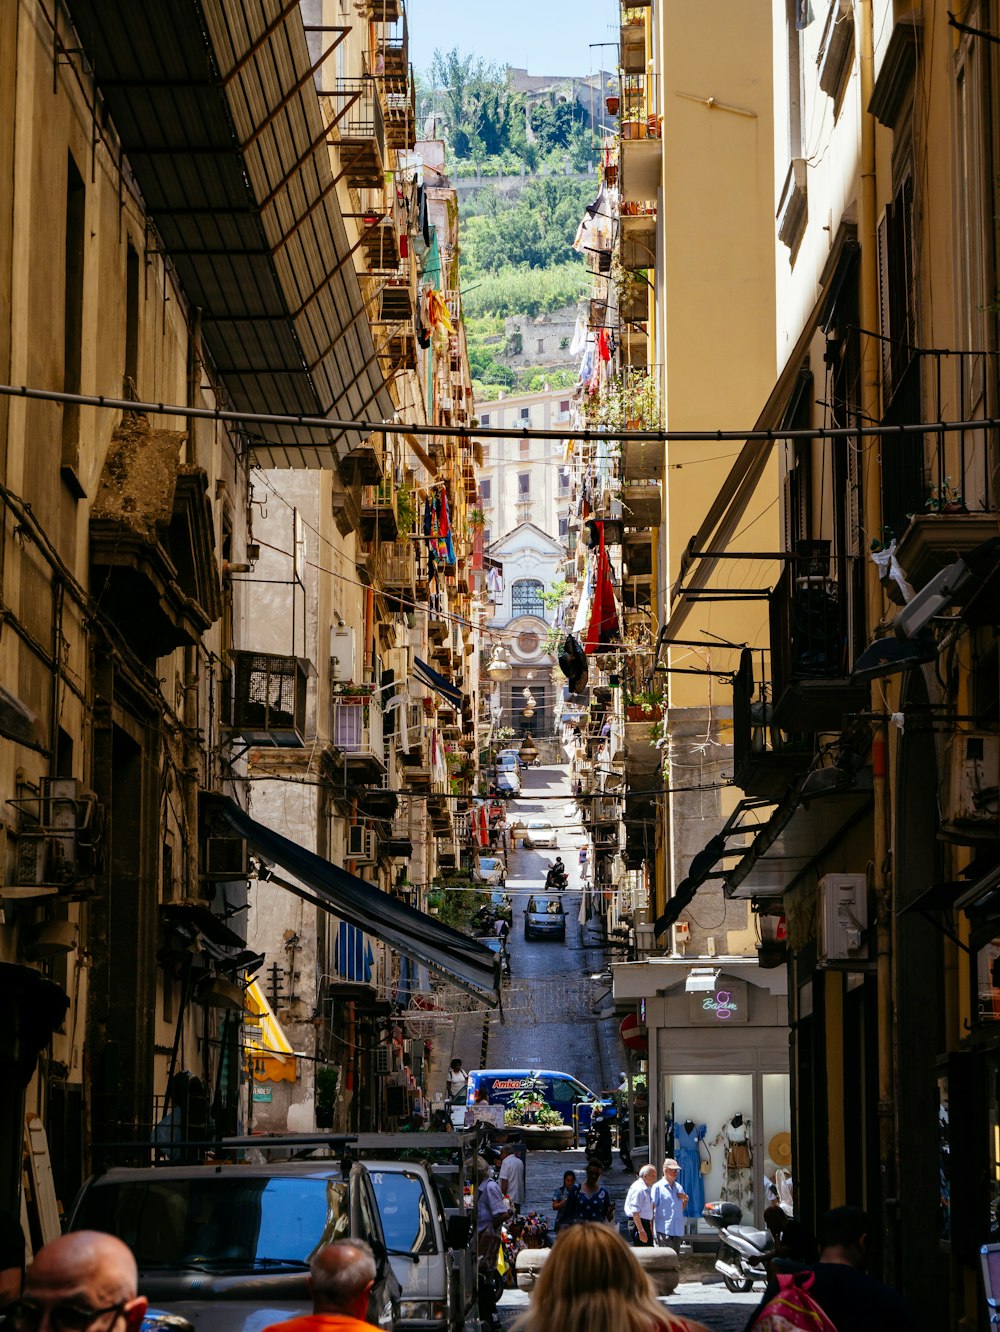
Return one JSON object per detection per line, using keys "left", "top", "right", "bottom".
{"left": 262, "top": 1238, "right": 378, "bottom": 1332}
{"left": 494, "top": 916, "right": 510, "bottom": 943}
{"left": 651, "top": 1158, "right": 688, "bottom": 1252}
{"left": 551, "top": 1169, "right": 577, "bottom": 1234}
{"left": 559, "top": 1158, "right": 615, "bottom": 1227}
{"left": 9, "top": 1231, "right": 148, "bottom": 1332}
{"left": 447, "top": 1057, "right": 468, "bottom": 1106}
{"left": 744, "top": 1205, "right": 916, "bottom": 1331}
{"left": 498, "top": 1145, "right": 525, "bottom": 1216}
{"left": 624, "top": 1165, "right": 657, "bottom": 1246}
{"left": 0, "top": 1208, "right": 26, "bottom": 1305}
{"left": 511, "top": 1222, "right": 709, "bottom": 1332}
{"left": 475, "top": 1156, "right": 509, "bottom": 1332}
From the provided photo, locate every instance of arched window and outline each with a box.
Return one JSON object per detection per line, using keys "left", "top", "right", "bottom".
{"left": 511, "top": 578, "right": 544, "bottom": 619}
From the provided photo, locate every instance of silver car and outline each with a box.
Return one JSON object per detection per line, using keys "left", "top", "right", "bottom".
{"left": 524, "top": 895, "right": 566, "bottom": 941}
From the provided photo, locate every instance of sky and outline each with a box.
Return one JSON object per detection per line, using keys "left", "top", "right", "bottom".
{"left": 407, "top": 0, "right": 618, "bottom": 81}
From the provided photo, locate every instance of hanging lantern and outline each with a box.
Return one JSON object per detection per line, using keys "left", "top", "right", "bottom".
{"left": 486, "top": 645, "right": 513, "bottom": 682}
{"left": 519, "top": 734, "right": 539, "bottom": 765}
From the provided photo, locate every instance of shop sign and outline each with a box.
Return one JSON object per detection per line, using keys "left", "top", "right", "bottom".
{"left": 253, "top": 1086, "right": 273, "bottom": 1103}
{"left": 688, "top": 979, "right": 749, "bottom": 1025}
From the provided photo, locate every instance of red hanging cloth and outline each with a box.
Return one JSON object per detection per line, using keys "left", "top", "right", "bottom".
{"left": 584, "top": 521, "right": 620, "bottom": 654}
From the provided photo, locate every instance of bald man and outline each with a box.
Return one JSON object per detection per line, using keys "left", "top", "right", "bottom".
{"left": 11, "top": 1232, "right": 147, "bottom": 1332}
{"left": 262, "top": 1239, "right": 377, "bottom": 1332}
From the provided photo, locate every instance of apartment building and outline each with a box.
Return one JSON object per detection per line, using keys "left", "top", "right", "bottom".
{"left": 479, "top": 385, "right": 576, "bottom": 544}
{"left": 600, "top": 0, "right": 1000, "bottom": 1323}
{"left": 0, "top": 0, "right": 489, "bottom": 1225}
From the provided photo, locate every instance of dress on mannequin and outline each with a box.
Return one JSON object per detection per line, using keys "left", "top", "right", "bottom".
{"left": 674, "top": 1119, "right": 707, "bottom": 1218}
{"left": 712, "top": 1114, "right": 753, "bottom": 1213}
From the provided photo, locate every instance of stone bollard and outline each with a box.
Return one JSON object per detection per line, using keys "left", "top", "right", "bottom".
{"left": 515, "top": 1243, "right": 679, "bottom": 1296}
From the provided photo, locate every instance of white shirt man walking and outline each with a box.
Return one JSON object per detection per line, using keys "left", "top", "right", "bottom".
{"left": 498, "top": 1146, "right": 525, "bottom": 1215}
{"left": 651, "top": 1158, "right": 689, "bottom": 1252}
{"left": 624, "top": 1165, "right": 657, "bottom": 1246}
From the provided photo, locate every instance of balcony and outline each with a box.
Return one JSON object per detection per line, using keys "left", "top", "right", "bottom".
{"left": 224, "top": 653, "right": 307, "bottom": 747}
{"left": 373, "top": 253, "right": 416, "bottom": 324}
{"left": 382, "top": 541, "right": 416, "bottom": 599}
{"left": 330, "top": 693, "right": 385, "bottom": 781}
{"left": 731, "top": 649, "right": 813, "bottom": 799}
{"left": 619, "top": 210, "right": 657, "bottom": 270}
{"left": 620, "top": 15, "right": 645, "bottom": 72}
{"left": 332, "top": 470, "right": 362, "bottom": 536}
{"left": 622, "top": 481, "right": 661, "bottom": 528}
{"left": 382, "top": 65, "right": 416, "bottom": 151}
{"left": 341, "top": 435, "right": 385, "bottom": 487}
{"left": 769, "top": 558, "right": 867, "bottom": 733}
{"left": 330, "top": 78, "right": 385, "bottom": 190}
{"left": 619, "top": 71, "right": 661, "bottom": 203}
{"left": 360, "top": 482, "right": 398, "bottom": 542}
{"left": 377, "top": 3, "right": 408, "bottom": 79}
{"left": 622, "top": 529, "right": 653, "bottom": 607}
{"left": 357, "top": 212, "right": 401, "bottom": 276}
{"left": 880, "top": 346, "right": 996, "bottom": 580}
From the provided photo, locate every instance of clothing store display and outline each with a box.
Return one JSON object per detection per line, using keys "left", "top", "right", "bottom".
{"left": 712, "top": 1114, "right": 754, "bottom": 1214}
{"left": 768, "top": 1131, "right": 792, "bottom": 1167}
{"left": 674, "top": 1120, "right": 707, "bottom": 1218}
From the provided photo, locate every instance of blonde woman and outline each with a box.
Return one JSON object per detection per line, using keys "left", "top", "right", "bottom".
{"left": 513, "top": 1223, "right": 709, "bottom": 1332}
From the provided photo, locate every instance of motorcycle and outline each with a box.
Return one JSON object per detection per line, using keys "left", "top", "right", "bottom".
{"left": 544, "top": 869, "right": 568, "bottom": 892}
{"left": 585, "top": 1112, "right": 613, "bottom": 1170}
{"left": 703, "top": 1200, "right": 774, "bottom": 1292}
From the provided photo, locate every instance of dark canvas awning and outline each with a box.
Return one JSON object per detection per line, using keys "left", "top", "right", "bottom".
{"left": 204, "top": 795, "right": 499, "bottom": 1005}
{"left": 413, "top": 656, "right": 462, "bottom": 708}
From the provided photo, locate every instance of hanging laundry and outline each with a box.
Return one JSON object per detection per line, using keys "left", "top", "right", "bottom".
{"left": 569, "top": 309, "right": 588, "bottom": 357}
{"left": 425, "top": 288, "right": 455, "bottom": 334}
{"left": 438, "top": 488, "right": 456, "bottom": 566}
{"left": 584, "top": 522, "right": 620, "bottom": 653}
{"left": 596, "top": 328, "right": 611, "bottom": 363}
{"left": 487, "top": 565, "right": 503, "bottom": 600}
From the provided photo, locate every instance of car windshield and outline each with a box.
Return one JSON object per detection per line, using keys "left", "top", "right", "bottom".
{"left": 370, "top": 1171, "right": 437, "bottom": 1255}
{"left": 73, "top": 1176, "right": 349, "bottom": 1271}
{"left": 527, "top": 820, "right": 552, "bottom": 830}
{"left": 529, "top": 898, "right": 562, "bottom": 915}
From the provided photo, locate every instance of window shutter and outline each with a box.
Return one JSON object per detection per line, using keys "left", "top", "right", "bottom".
{"left": 876, "top": 208, "right": 892, "bottom": 398}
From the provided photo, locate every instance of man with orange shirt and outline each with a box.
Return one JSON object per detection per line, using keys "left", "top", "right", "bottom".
{"left": 262, "top": 1240, "right": 377, "bottom": 1332}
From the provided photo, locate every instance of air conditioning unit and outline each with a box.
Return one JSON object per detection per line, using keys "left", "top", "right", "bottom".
{"left": 347, "top": 824, "right": 376, "bottom": 862}
{"left": 330, "top": 626, "right": 357, "bottom": 683}
{"left": 201, "top": 836, "right": 249, "bottom": 880}
{"left": 4, "top": 778, "right": 101, "bottom": 900}
{"left": 817, "top": 873, "right": 868, "bottom": 964}
{"left": 941, "top": 731, "right": 1000, "bottom": 842}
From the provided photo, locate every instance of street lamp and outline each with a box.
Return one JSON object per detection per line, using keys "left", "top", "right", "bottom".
{"left": 519, "top": 734, "right": 539, "bottom": 765}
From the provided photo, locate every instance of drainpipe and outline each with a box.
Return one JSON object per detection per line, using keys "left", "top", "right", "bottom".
{"left": 859, "top": 0, "right": 896, "bottom": 1283}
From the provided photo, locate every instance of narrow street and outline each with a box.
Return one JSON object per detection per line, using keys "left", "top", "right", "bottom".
{"left": 460, "top": 761, "right": 761, "bottom": 1332}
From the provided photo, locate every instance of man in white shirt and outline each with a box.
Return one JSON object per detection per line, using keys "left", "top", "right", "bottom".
{"left": 447, "top": 1059, "right": 468, "bottom": 1105}
{"left": 651, "top": 1157, "right": 688, "bottom": 1252}
{"left": 498, "top": 1145, "right": 526, "bottom": 1215}
{"left": 623, "top": 1164, "right": 657, "bottom": 1246}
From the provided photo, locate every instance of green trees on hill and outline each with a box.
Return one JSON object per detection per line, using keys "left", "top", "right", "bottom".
{"left": 463, "top": 179, "right": 594, "bottom": 273}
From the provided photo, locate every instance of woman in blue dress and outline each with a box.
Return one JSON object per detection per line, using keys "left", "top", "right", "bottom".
{"left": 673, "top": 1119, "right": 707, "bottom": 1218}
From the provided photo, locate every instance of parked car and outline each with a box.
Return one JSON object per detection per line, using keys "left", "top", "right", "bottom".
{"left": 475, "top": 856, "right": 506, "bottom": 886}
{"left": 494, "top": 761, "right": 521, "bottom": 797}
{"left": 524, "top": 895, "right": 566, "bottom": 942}
{"left": 356, "top": 1143, "right": 478, "bottom": 1332}
{"left": 523, "top": 817, "right": 557, "bottom": 848}
{"left": 69, "top": 1160, "right": 400, "bottom": 1332}
{"left": 465, "top": 1069, "right": 616, "bottom": 1131}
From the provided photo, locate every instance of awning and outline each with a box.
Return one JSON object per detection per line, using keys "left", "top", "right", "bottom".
{"left": 204, "top": 794, "right": 499, "bottom": 1004}
{"left": 724, "top": 777, "right": 873, "bottom": 901}
{"left": 245, "top": 979, "right": 297, "bottom": 1083}
{"left": 69, "top": 0, "right": 395, "bottom": 468}
{"left": 664, "top": 233, "right": 858, "bottom": 639}
{"left": 413, "top": 656, "right": 462, "bottom": 708}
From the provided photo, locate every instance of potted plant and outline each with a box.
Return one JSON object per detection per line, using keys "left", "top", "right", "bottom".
{"left": 925, "top": 477, "right": 968, "bottom": 514}
{"left": 606, "top": 93, "right": 620, "bottom": 116}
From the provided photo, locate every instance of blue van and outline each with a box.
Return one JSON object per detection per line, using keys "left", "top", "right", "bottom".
{"left": 467, "top": 1069, "right": 615, "bottom": 1132}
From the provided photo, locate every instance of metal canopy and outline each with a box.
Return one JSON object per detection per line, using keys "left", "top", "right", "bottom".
{"left": 724, "top": 781, "right": 873, "bottom": 901}
{"left": 68, "top": 0, "right": 395, "bottom": 468}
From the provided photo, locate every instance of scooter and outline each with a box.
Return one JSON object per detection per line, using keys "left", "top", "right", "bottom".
{"left": 703, "top": 1200, "right": 774, "bottom": 1293}
{"left": 585, "top": 1112, "right": 613, "bottom": 1170}
{"left": 545, "top": 869, "right": 568, "bottom": 892}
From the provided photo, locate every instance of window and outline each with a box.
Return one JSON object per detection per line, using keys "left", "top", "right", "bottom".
{"left": 557, "top": 467, "right": 571, "bottom": 494}
{"left": 560, "top": 399, "right": 570, "bottom": 414}
{"left": 480, "top": 479, "right": 491, "bottom": 503}
{"left": 511, "top": 579, "right": 544, "bottom": 618}
{"left": 519, "top": 407, "right": 530, "bottom": 422}
{"left": 519, "top": 439, "right": 530, "bottom": 458}
{"left": 125, "top": 243, "right": 140, "bottom": 399}
{"left": 517, "top": 472, "right": 530, "bottom": 497}
{"left": 483, "top": 528, "right": 492, "bottom": 545}
{"left": 537, "top": 338, "right": 545, "bottom": 353}
{"left": 558, "top": 516, "right": 569, "bottom": 538}
{"left": 480, "top": 412, "right": 490, "bottom": 427}
{"left": 786, "top": 0, "right": 804, "bottom": 157}
{"left": 370, "top": 1171, "right": 437, "bottom": 1255}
